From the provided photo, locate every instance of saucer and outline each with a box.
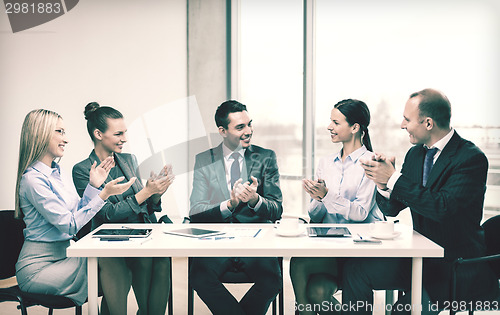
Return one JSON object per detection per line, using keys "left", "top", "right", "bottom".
{"left": 274, "top": 226, "right": 306, "bottom": 237}
{"left": 370, "top": 231, "right": 401, "bottom": 240}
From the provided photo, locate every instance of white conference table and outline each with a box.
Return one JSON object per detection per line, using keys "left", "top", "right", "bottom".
{"left": 67, "top": 223, "right": 443, "bottom": 315}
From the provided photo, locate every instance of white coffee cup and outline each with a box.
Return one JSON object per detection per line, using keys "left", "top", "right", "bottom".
{"left": 275, "top": 218, "right": 300, "bottom": 232}
{"left": 370, "top": 221, "right": 394, "bottom": 237}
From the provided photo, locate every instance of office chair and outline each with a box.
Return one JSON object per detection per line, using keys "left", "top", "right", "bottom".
{"left": 450, "top": 214, "right": 500, "bottom": 315}
{"left": 0, "top": 210, "right": 83, "bottom": 315}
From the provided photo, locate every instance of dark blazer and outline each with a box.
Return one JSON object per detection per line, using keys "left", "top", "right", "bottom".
{"left": 189, "top": 143, "right": 283, "bottom": 223}
{"left": 72, "top": 151, "right": 162, "bottom": 230}
{"left": 377, "top": 131, "right": 497, "bottom": 301}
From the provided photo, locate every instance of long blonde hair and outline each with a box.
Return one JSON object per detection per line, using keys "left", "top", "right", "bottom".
{"left": 15, "top": 109, "right": 62, "bottom": 218}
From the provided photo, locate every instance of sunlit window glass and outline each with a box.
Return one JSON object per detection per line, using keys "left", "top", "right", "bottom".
{"left": 240, "top": 0, "right": 304, "bottom": 215}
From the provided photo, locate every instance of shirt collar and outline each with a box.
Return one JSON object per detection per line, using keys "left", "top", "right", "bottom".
{"left": 425, "top": 128, "right": 455, "bottom": 152}
{"left": 30, "top": 160, "right": 60, "bottom": 177}
{"left": 222, "top": 143, "right": 246, "bottom": 161}
{"left": 334, "top": 145, "right": 368, "bottom": 163}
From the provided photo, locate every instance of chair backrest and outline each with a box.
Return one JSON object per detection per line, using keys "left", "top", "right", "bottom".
{"left": 0, "top": 210, "right": 25, "bottom": 280}
{"left": 482, "top": 214, "right": 500, "bottom": 277}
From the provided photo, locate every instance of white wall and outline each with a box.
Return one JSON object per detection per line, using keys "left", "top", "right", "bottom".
{"left": 0, "top": 0, "right": 187, "bottom": 212}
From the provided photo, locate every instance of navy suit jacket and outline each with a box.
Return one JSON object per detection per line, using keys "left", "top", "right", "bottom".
{"left": 189, "top": 144, "right": 283, "bottom": 223}
{"left": 377, "top": 131, "right": 497, "bottom": 301}
{"left": 72, "top": 151, "right": 162, "bottom": 230}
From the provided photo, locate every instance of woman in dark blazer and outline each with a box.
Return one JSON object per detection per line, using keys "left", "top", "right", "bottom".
{"left": 73, "top": 102, "right": 174, "bottom": 315}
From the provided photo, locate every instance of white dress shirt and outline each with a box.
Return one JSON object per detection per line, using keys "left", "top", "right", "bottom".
{"left": 309, "top": 146, "right": 384, "bottom": 223}
{"left": 219, "top": 144, "right": 262, "bottom": 218}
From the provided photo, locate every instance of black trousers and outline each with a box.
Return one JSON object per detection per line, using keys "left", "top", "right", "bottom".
{"left": 190, "top": 257, "right": 282, "bottom": 315}
{"left": 341, "top": 258, "right": 439, "bottom": 315}
{"left": 341, "top": 257, "right": 498, "bottom": 315}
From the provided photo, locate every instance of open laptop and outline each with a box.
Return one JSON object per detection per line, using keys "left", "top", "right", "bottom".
{"left": 307, "top": 226, "right": 351, "bottom": 237}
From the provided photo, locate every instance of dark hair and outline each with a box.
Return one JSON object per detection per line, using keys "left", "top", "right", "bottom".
{"left": 409, "top": 88, "right": 451, "bottom": 129}
{"left": 84, "top": 102, "right": 123, "bottom": 142}
{"left": 215, "top": 100, "right": 247, "bottom": 129}
{"left": 334, "top": 99, "right": 373, "bottom": 151}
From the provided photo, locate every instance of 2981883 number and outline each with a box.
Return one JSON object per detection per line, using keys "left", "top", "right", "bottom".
{"left": 442, "top": 300, "right": 499, "bottom": 312}
{"left": 5, "top": 2, "right": 62, "bottom": 14}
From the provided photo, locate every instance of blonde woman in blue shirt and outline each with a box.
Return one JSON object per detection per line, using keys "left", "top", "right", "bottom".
{"left": 14, "top": 109, "right": 135, "bottom": 305}
{"left": 290, "top": 99, "right": 383, "bottom": 314}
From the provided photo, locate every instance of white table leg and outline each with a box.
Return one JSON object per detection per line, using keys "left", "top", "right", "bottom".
{"left": 88, "top": 257, "right": 99, "bottom": 315}
{"left": 411, "top": 257, "right": 423, "bottom": 315}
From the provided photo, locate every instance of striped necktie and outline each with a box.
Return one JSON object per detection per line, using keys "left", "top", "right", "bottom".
{"left": 423, "top": 147, "right": 438, "bottom": 186}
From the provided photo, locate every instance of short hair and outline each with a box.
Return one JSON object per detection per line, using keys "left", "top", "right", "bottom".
{"left": 409, "top": 88, "right": 451, "bottom": 129}
{"left": 215, "top": 100, "right": 247, "bottom": 129}
{"left": 84, "top": 102, "right": 123, "bottom": 142}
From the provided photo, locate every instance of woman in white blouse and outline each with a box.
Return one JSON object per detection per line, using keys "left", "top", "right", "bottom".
{"left": 14, "top": 109, "right": 135, "bottom": 305}
{"left": 290, "top": 99, "right": 384, "bottom": 314}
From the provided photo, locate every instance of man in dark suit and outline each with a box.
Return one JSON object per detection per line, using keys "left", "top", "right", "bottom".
{"left": 344, "top": 88, "right": 498, "bottom": 314}
{"left": 189, "top": 100, "right": 283, "bottom": 315}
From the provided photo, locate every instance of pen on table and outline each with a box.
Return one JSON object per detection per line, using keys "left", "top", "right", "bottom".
{"left": 393, "top": 220, "right": 400, "bottom": 224}
{"left": 253, "top": 229, "right": 262, "bottom": 238}
{"left": 140, "top": 237, "right": 153, "bottom": 245}
{"left": 357, "top": 233, "right": 363, "bottom": 240}
{"left": 121, "top": 225, "right": 133, "bottom": 229}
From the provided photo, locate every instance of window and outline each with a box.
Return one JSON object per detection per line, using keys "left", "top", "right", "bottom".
{"left": 238, "top": 0, "right": 500, "bottom": 218}
{"left": 240, "top": 0, "right": 304, "bottom": 215}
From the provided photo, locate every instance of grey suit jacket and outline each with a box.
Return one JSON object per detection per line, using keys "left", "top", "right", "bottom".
{"left": 377, "top": 131, "right": 497, "bottom": 301}
{"left": 72, "top": 150, "right": 161, "bottom": 230}
{"left": 189, "top": 144, "right": 283, "bottom": 223}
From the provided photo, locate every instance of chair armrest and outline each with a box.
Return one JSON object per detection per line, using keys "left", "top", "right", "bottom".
{"left": 158, "top": 215, "right": 173, "bottom": 224}
{"left": 451, "top": 253, "right": 500, "bottom": 302}
{"left": 454, "top": 253, "right": 500, "bottom": 266}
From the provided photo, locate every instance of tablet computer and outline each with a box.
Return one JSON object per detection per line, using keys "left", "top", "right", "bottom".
{"left": 307, "top": 227, "right": 351, "bottom": 237}
{"left": 164, "top": 228, "right": 225, "bottom": 238}
{"left": 92, "top": 228, "right": 152, "bottom": 239}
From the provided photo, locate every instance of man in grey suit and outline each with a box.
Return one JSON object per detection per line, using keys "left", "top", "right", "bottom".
{"left": 189, "top": 100, "right": 283, "bottom": 315}
{"left": 343, "top": 88, "right": 498, "bottom": 314}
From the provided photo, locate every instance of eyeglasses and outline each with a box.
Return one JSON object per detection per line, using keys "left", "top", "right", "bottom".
{"left": 55, "top": 129, "right": 66, "bottom": 136}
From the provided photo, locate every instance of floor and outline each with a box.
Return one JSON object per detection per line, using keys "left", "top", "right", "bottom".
{"left": 1, "top": 257, "right": 497, "bottom": 314}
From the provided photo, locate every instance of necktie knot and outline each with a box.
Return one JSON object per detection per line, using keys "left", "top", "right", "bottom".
{"left": 426, "top": 147, "right": 438, "bottom": 158}
{"left": 423, "top": 147, "right": 438, "bottom": 186}
{"left": 231, "top": 152, "right": 240, "bottom": 161}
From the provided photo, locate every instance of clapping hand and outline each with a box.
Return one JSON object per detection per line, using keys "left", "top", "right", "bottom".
{"left": 89, "top": 156, "right": 115, "bottom": 188}
{"left": 303, "top": 178, "right": 328, "bottom": 201}
{"left": 146, "top": 171, "right": 173, "bottom": 196}
{"left": 152, "top": 164, "right": 175, "bottom": 194}
{"left": 360, "top": 153, "right": 396, "bottom": 190}
{"left": 228, "top": 178, "right": 243, "bottom": 211}
{"left": 235, "top": 176, "right": 259, "bottom": 207}
{"left": 100, "top": 176, "right": 136, "bottom": 200}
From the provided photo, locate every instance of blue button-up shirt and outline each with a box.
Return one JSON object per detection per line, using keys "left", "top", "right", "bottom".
{"left": 19, "top": 161, "right": 105, "bottom": 242}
